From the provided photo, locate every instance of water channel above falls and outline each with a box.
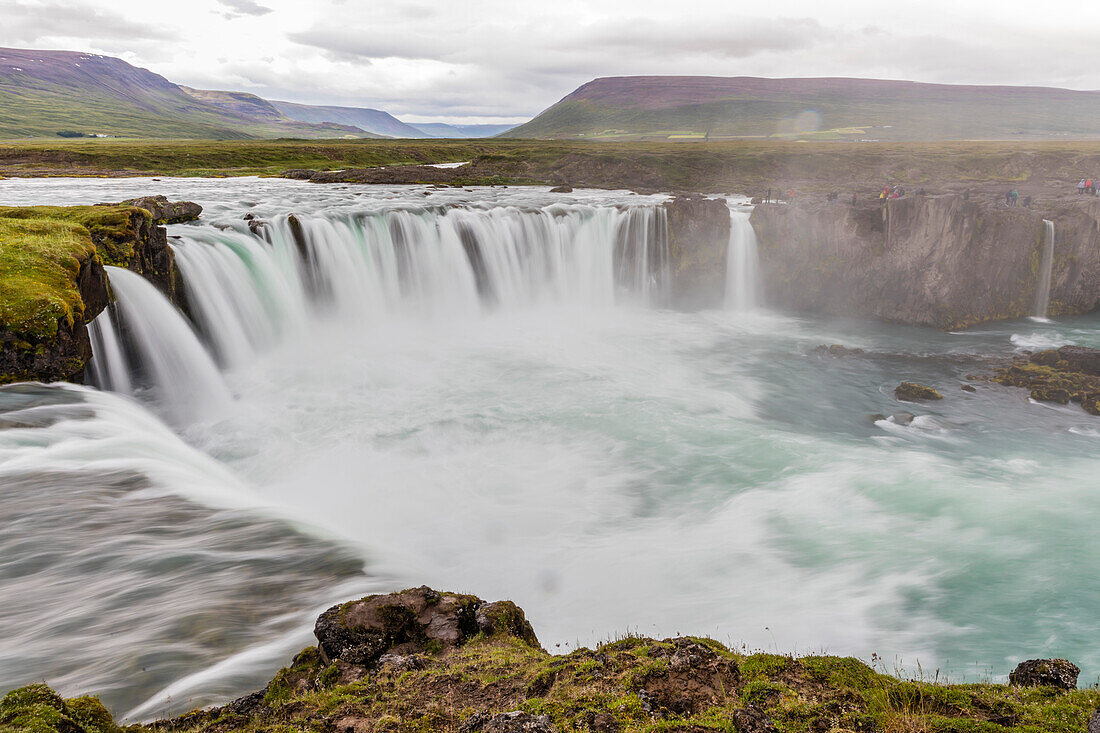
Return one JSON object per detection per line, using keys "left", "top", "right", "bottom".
{"left": 2, "top": 178, "right": 1100, "bottom": 720}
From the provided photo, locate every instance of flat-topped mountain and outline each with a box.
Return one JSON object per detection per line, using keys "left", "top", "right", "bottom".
{"left": 504, "top": 75, "right": 1100, "bottom": 141}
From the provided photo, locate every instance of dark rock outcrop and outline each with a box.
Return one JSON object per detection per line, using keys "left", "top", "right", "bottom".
{"left": 894, "top": 382, "right": 943, "bottom": 401}
{"left": 663, "top": 194, "right": 730, "bottom": 308}
{"left": 995, "top": 346, "right": 1100, "bottom": 414}
{"left": 750, "top": 195, "right": 1100, "bottom": 328}
{"left": 1008, "top": 658, "right": 1080, "bottom": 689}
{"left": 114, "top": 195, "right": 202, "bottom": 225}
{"left": 549, "top": 185, "right": 573, "bottom": 193}
{"left": 640, "top": 638, "right": 740, "bottom": 715}
{"left": 314, "top": 585, "right": 539, "bottom": 668}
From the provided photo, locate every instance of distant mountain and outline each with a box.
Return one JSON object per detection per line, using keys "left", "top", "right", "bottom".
{"left": 0, "top": 48, "right": 387, "bottom": 139}
{"left": 270, "top": 101, "right": 422, "bottom": 138}
{"left": 503, "top": 76, "right": 1100, "bottom": 141}
{"left": 411, "top": 123, "right": 517, "bottom": 138}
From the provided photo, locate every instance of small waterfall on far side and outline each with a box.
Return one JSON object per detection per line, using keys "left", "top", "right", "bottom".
{"left": 725, "top": 209, "right": 761, "bottom": 311}
{"left": 88, "top": 267, "right": 232, "bottom": 423}
{"left": 1033, "top": 219, "right": 1055, "bottom": 320}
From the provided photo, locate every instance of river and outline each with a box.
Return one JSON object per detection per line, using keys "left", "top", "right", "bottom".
{"left": 1, "top": 177, "right": 1098, "bottom": 721}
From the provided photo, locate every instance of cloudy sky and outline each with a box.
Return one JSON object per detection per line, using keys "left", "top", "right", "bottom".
{"left": 2, "top": 0, "right": 1099, "bottom": 123}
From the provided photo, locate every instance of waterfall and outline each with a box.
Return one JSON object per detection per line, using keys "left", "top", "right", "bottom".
{"left": 1033, "top": 219, "right": 1055, "bottom": 320}
{"left": 87, "top": 204, "right": 671, "bottom": 415}
{"left": 725, "top": 209, "right": 761, "bottom": 311}
{"left": 88, "top": 268, "right": 231, "bottom": 424}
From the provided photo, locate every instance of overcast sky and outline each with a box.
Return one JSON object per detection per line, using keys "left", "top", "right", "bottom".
{"left": 3, "top": 0, "right": 1100, "bottom": 123}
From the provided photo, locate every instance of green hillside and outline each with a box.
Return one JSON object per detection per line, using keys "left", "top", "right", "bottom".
{"left": 504, "top": 76, "right": 1100, "bottom": 141}
{"left": 0, "top": 48, "right": 377, "bottom": 140}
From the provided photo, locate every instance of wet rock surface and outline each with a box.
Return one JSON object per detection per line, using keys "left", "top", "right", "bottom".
{"left": 894, "top": 382, "right": 943, "bottom": 401}
{"left": 663, "top": 194, "right": 731, "bottom": 308}
{"left": 995, "top": 346, "right": 1100, "bottom": 414}
{"left": 751, "top": 195, "right": 1100, "bottom": 328}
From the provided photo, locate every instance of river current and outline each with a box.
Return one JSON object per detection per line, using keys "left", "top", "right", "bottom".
{"left": 1, "top": 178, "right": 1098, "bottom": 721}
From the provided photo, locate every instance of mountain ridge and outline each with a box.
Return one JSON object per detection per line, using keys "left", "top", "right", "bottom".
{"left": 503, "top": 75, "right": 1100, "bottom": 140}
{"left": 0, "top": 48, "right": 509, "bottom": 140}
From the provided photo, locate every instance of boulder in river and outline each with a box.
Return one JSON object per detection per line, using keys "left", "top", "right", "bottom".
{"left": 1008, "top": 658, "right": 1079, "bottom": 689}
{"left": 894, "top": 382, "right": 943, "bottom": 401}
{"left": 995, "top": 346, "right": 1100, "bottom": 414}
{"left": 549, "top": 185, "right": 573, "bottom": 193}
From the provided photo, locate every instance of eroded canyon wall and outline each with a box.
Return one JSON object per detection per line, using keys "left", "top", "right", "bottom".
{"left": 750, "top": 195, "right": 1100, "bottom": 328}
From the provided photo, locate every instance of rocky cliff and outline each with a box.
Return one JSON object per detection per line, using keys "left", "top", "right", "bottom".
{"left": 663, "top": 194, "right": 730, "bottom": 308}
{"left": 0, "top": 200, "right": 196, "bottom": 384}
{"left": 750, "top": 195, "right": 1100, "bottom": 328}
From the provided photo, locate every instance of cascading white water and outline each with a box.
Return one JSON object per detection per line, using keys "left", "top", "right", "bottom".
{"left": 88, "top": 268, "right": 231, "bottom": 423}
{"left": 158, "top": 205, "right": 670, "bottom": 377}
{"left": 1033, "top": 219, "right": 1055, "bottom": 320}
{"left": 725, "top": 209, "right": 761, "bottom": 311}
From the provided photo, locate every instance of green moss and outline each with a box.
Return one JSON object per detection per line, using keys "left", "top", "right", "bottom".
{"left": 64, "top": 697, "right": 120, "bottom": 733}
{"left": 739, "top": 653, "right": 791, "bottom": 681}
{"left": 0, "top": 205, "right": 150, "bottom": 267}
{"left": 800, "top": 655, "right": 881, "bottom": 690}
{"left": 0, "top": 217, "right": 95, "bottom": 339}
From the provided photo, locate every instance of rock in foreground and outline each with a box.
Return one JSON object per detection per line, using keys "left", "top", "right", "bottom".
{"left": 1009, "top": 658, "right": 1080, "bottom": 689}
{"left": 4, "top": 586, "right": 1100, "bottom": 732}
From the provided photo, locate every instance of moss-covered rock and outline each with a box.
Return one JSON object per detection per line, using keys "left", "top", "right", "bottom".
{"left": 895, "top": 382, "right": 944, "bottom": 401}
{"left": 995, "top": 346, "right": 1100, "bottom": 415}
{"left": 0, "top": 202, "right": 184, "bottom": 384}
{"left": 0, "top": 684, "right": 119, "bottom": 733}
{"left": 8, "top": 588, "right": 1100, "bottom": 733}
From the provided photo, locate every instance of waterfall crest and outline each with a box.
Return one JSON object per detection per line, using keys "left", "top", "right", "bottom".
{"left": 725, "top": 209, "right": 761, "bottom": 311}
{"left": 88, "top": 268, "right": 231, "bottom": 423}
{"left": 1033, "top": 219, "right": 1055, "bottom": 320}
{"left": 87, "top": 204, "right": 671, "bottom": 412}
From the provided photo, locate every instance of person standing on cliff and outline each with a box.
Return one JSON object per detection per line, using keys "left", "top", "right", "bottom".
{"left": 1078, "top": 179, "right": 1086, "bottom": 195}
{"left": 765, "top": 188, "right": 771, "bottom": 203}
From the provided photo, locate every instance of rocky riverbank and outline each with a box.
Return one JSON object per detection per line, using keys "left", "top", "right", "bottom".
{"left": 750, "top": 194, "right": 1100, "bottom": 329}
{"left": 3, "top": 586, "right": 1099, "bottom": 733}
{"left": 0, "top": 197, "right": 197, "bottom": 384}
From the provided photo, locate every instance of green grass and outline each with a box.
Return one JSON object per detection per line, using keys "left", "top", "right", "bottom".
{"left": 0, "top": 216, "right": 95, "bottom": 340}
{"left": 6, "top": 638, "right": 1100, "bottom": 733}
{"left": 4, "top": 139, "right": 1100, "bottom": 195}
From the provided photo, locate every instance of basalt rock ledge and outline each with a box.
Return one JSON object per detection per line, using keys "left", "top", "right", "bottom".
{"left": 750, "top": 195, "right": 1100, "bottom": 329}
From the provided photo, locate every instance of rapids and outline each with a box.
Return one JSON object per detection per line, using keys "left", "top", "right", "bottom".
{"left": 2, "top": 178, "right": 1100, "bottom": 721}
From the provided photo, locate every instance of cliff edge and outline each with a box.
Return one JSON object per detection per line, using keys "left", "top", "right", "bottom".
{"left": 750, "top": 195, "right": 1100, "bottom": 328}
{"left": 0, "top": 200, "right": 196, "bottom": 384}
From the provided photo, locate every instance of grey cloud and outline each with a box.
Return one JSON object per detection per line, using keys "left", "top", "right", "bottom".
{"left": 573, "top": 17, "right": 831, "bottom": 59}
{"left": 217, "top": 0, "right": 273, "bottom": 18}
{"left": 0, "top": 0, "right": 170, "bottom": 43}
{"left": 287, "top": 28, "right": 459, "bottom": 61}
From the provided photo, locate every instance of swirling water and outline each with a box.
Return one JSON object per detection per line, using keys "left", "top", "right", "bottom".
{"left": 2, "top": 178, "right": 1100, "bottom": 721}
